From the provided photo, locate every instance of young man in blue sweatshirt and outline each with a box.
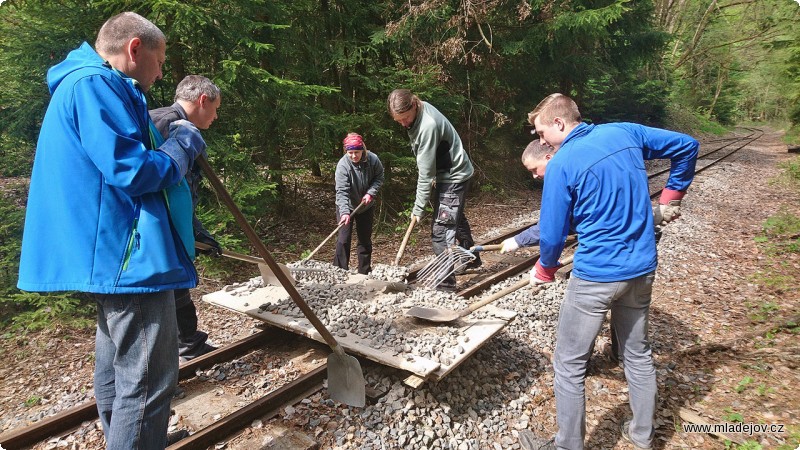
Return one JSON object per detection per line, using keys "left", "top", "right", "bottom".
{"left": 525, "top": 93, "right": 698, "bottom": 450}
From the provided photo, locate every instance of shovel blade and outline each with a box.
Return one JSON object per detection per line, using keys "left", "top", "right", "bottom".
{"left": 405, "top": 306, "right": 460, "bottom": 323}
{"left": 327, "top": 352, "right": 366, "bottom": 407}
{"left": 258, "top": 263, "right": 295, "bottom": 287}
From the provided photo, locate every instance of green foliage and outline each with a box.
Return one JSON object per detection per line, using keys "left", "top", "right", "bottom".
{"left": 24, "top": 395, "right": 41, "bottom": 407}
{"left": 0, "top": 291, "right": 95, "bottom": 332}
{"left": 721, "top": 407, "right": 744, "bottom": 422}
{"left": 0, "top": 190, "right": 24, "bottom": 297}
{"left": 727, "top": 441, "right": 763, "bottom": 450}
{"left": 778, "top": 157, "right": 800, "bottom": 184}
{"left": 734, "top": 376, "right": 753, "bottom": 393}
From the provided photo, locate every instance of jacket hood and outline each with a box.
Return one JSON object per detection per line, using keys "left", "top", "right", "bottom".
{"left": 47, "top": 42, "right": 107, "bottom": 94}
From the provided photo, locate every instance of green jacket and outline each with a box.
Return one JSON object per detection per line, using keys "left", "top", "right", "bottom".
{"left": 407, "top": 101, "right": 473, "bottom": 217}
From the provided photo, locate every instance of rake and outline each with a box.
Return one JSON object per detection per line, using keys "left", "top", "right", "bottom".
{"left": 415, "top": 245, "right": 479, "bottom": 289}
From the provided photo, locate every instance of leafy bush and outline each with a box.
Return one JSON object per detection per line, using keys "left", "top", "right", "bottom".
{"left": 0, "top": 187, "right": 93, "bottom": 332}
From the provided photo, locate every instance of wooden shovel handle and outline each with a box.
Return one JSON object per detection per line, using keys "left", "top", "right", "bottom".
{"left": 461, "top": 254, "right": 575, "bottom": 317}
{"left": 393, "top": 216, "right": 417, "bottom": 266}
{"left": 304, "top": 201, "right": 367, "bottom": 262}
{"left": 196, "top": 157, "right": 342, "bottom": 353}
{"left": 469, "top": 244, "right": 503, "bottom": 252}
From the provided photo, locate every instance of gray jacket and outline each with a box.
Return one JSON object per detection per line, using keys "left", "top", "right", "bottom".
{"left": 334, "top": 151, "right": 385, "bottom": 215}
{"left": 407, "top": 101, "right": 473, "bottom": 217}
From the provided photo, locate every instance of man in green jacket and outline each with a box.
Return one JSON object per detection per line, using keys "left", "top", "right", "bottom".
{"left": 388, "top": 89, "right": 480, "bottom": 291}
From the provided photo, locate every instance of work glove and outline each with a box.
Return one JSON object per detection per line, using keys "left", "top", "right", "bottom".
{"left": 653, "top": 188, "right": 685, "bottom": 225}
{"left": 195, "top": 231, "right": 222, "bottom": 257}
{"left": 339, "top": 214, "right": 351, "bottom": 225}
{"left": 500, "top": 237, "right": 520, "bottom": 254}
{"left": 362, "top": 194, "right": 374, "bottom": 205}
{"left": 530, "top": 259, "right": 561, "bottom": 285}
{"left": 411, "top": 214, "right": 421, "bottom": 224}
{"left": 158, "top": 120, "right": 207, "bottom": 177}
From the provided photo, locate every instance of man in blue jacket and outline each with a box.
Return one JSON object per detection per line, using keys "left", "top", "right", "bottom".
{"left": 525, "top": 93, "right": 698, "bottom": 450}
{"left": 18, "top": 12, "right": 206, "bottom": 450}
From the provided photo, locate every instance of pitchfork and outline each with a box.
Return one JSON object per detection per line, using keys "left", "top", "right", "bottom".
{"left": 415, "top": 244, "right": 500, "bottom": 289}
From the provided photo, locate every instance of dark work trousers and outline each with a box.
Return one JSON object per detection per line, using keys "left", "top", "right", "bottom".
{"left": 174, "top": 288, "right": 212, "bottom": 361}
{"left": 431, "top": 181, "right": 475, "bottom": 289}
{"left": 333, "top": 206, "right": 374, "bottom": 274}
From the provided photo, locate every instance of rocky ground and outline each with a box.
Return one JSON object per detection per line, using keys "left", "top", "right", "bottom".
{"left": 1, "top": 128, "right": 798, "bottom": 449}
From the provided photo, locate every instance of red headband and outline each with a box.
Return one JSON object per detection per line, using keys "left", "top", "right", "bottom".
{"left": 343, "top": 133, "right": 365, "bottom": 150}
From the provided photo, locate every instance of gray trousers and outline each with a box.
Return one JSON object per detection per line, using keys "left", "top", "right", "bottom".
{"left": 553, "top": 272, "right": 657, "bottom": 449}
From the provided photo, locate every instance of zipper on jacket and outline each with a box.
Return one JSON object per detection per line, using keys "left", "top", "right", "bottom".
{"left": 122, "top": 202, "right": 142, "bottom": 271}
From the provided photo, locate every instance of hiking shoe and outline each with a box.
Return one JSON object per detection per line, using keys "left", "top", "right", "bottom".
{"left": 435, "top": 284, "right": 457, "bottom": 293}
{"left": 621, "top": 420, "right": 652, "bottom": 450}
{"left": 166, "top": 429, "right": 190, "bottom": 446}
{"left": 519, "top": 430, "right": 556, "bottom": 450}
{"left": 454, "top": 256, "right": 482, "bottom": 275}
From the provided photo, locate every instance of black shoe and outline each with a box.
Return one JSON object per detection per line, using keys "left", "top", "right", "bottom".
{"left": 166, "top": 429, "right": 190, "bottom": 446}
{"left": 435, "top": 284, "right": 457, "bottom": 293}
{"left": 455, "top": 256, "right": 482, "bottom": 275}
{"left": 464, "top": 256, "right": 483, "bottom": 269}
{"left": 519, "top": 430, "right": 555, "bottom": 450}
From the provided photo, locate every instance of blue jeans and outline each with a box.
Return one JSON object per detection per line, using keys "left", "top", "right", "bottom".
{"left": 94, "top": 291, "right": 178, "bottom": 450}
{"left": 553, "top": 272, "right": 657, "bottom": 450}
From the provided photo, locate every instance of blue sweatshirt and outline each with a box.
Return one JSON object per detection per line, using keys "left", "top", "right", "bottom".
{"left": 538, "top": 122, "right": 698, "bottom": 282}
{"left": 18, "top": 42, "right": 197, "bottom": 293}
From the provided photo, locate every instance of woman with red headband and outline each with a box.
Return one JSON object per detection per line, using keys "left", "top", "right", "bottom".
{"left": 333, "top": 133, "right": 385, "bottom": 274}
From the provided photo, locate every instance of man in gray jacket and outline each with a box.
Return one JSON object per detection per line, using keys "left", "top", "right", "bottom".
{"left": 334, "top": 133, "right": 384, "bottom": 274}
{"left": 387, "top": 89, "right": 479, "bottom": 291}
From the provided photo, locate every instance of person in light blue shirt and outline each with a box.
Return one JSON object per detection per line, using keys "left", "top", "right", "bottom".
{"left": 523, "top": 93, "right": 698, "bottom": 450}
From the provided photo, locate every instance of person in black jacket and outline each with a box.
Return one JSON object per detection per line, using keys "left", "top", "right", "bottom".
{"left": 333, "top": 133, "right": 384, "bottom": 274}
{"left": 150, "top": 75, "right": 222, "bottom": 361}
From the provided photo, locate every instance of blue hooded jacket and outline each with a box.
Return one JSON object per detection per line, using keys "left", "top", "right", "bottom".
{"left": 538, "top": 122, "right": 698, "bottom": 282}
{"left": 17, "top": 42, "right": 197, "bottom": 293}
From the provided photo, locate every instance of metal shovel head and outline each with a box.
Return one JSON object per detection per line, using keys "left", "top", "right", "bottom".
{"left": 327, "top": 350, "right": 366, "bottom": 407}
{"left": 405, "top": 305, "right": 461, "bottom": 323}
{"left": 258, "top": 263, "right": 295, "bottom": 287}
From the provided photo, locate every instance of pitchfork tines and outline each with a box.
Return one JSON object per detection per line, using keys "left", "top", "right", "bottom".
{"left": 415, "top": 246, "right": 476, "bottom": 289}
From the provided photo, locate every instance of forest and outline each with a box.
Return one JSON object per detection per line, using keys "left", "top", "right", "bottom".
{"left": 0, "top": 0, "right": 799, "bottom": 328}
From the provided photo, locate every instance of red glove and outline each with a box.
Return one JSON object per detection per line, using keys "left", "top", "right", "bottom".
{"left": 362, "top": 194, "right": 374, "bottom": 205}
{"left": 339, "top": 214, "right": 351, "bottom": 225}
{"left": 530, "top": 259, "right": 561, "bottom": 285}
{"left": 654, "top": 188, "right": 685, "bottom": 224}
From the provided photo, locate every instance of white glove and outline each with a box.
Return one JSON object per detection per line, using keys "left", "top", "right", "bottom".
{"left": 653, "top": 200, "right": 681, "bottom": 225}
{"left": 500, "top": 237, "right": 520, "bottom": 253}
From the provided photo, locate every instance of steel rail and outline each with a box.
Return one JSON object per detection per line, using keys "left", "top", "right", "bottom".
{"left": 0, "top": 328, "right": 279, "bottom": 449}
{"left": 168, "top": 366, "right": 327, "bottom": 450}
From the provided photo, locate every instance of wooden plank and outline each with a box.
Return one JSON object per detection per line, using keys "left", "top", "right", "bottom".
{"left": 204, "top": 288, "right": 441, "bottom": 378}
{"left": 430, "top": 312, "right": 516, "bottom": 381}
{"left": 203, "top": 282, "right": 516, "bottom": 383}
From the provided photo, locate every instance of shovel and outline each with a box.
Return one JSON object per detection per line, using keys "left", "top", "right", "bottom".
{"left": 196, "top": 157, "right": 365, "bottom": 407}
{"left": 195, "top": 242, "right": 325, "bottom": 286}
{"left": 406, "top": 255, "right": 574, "bottom": 323}
{"left": 303, "top": 200, "right": 368, "bottom": 262}
{"left": 393, "top": 215, "right": 417, "bottom": 266}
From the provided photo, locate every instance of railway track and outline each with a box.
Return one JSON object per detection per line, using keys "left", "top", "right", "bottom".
{"left": 0, "top": 129, "right": 764, "bottom": 450}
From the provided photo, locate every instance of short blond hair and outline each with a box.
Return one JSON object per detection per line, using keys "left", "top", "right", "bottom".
{"left": 95, "top": 12, "right": 164, "bottom": 56}
{"left": 527, "top": 93, "right": 581, "bottom": 127}
{"left": 521, "top": 140, "right": 552, "bottom": 163}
